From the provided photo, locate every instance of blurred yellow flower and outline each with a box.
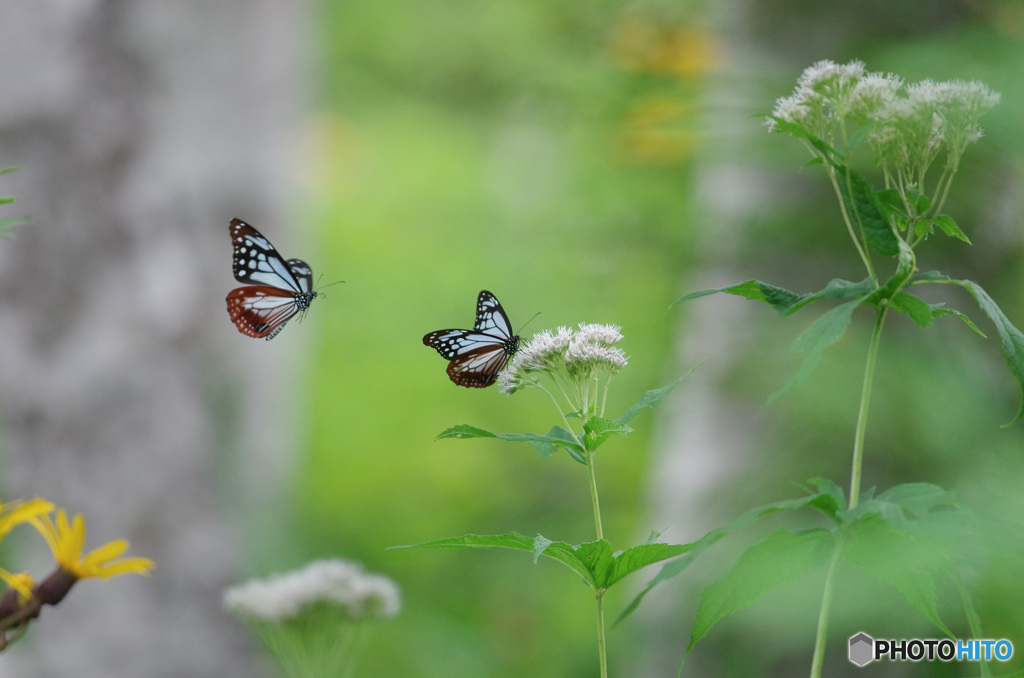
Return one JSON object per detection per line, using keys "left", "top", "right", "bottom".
{"left": 32, "top": 510, "right": 154, "bottom": 580}
{"left": 0, "top": 498, "right": 54, "bottom": 541}
{"left": 0, "top": 570, "right": 34, "bottom": 604}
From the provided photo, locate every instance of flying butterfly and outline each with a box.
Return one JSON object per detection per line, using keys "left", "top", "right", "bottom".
{"left": 226, "top": 218, "right": 317, "bottom": 340}
{"left": 423, "top": 290, "right": 521, "bottom": 388}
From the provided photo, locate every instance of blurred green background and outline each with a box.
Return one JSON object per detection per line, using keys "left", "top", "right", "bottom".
{"left": 235, "top": 1, "right": 1024, "bottom": 676}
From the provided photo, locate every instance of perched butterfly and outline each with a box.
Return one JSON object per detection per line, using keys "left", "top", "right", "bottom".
{"left": 423, "top": 290, "right": 521, "bottom": 388}
{"left": 226, "top": 218, "right": 317, "bottom": 340}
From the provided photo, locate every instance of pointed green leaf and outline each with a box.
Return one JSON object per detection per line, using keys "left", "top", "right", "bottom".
{"left": 890, "top": 292, "right": 934, "bottom": 327}
{"left": 844, "top": 517, "right": 954, "bottom": 638}
{"left": 395, "top": 533, "right": 693, "bottom": 593}
{"left": 907, "top": 186, "right": 932, "bottom": 214}
{"left": 805, "top": 477, "right": 845, "bottom": 520}
{"left": 672, "top": 280, "right": 801, "bottom": 310}
{"left": 582, "top": 417, "right": 632, "bottom": 452}
{"left": 603, "top": 542, "right": 694, "bottom": 590}
{"left": 436, "top": 424, "right": 585, "bottom": 462}
{"left": 687, "top": 529, "right": 835, "bottom": 654}
{"left": 673, "top": 278, "right": 874, "bottom": 317}
{"left": 765, "top": 116, "right": 844, "bottom": 161}
{"left": 876, "top": 188, "right": 906, "bottom": 217}
{"left": 769, "top": 299, "right": 862, "bottom": 402}
{"left": 436, "top": 424, "right": 497, "bottom": 441}
{"left": 614, "top": 379, "right": 681, "bottom": 425}
{"left": 835, "top": 167, "right": 900, "bottom": 257}
{"left": 929, "top": 305, "right": 986, "bottom": 337}
{"left": 617, "top": 487, "right": 836, "bottom": 625}
{"left": 393, "top": 532, "right": 597, "bottom": 587}
{"left": 957, "top": 279, "right": 1024, "bottom": 425}
{"left": 934, "top": 214, "right": 971, "bottom": 244}
{"left": 842, "top": 483, "right": 959, "bottom": 529}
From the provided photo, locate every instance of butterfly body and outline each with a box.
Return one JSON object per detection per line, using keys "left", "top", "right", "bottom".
{"left": 423, "top": 290, "right": 520, "bottom": 388}
{"left": 226, "top": 218, "right": 317, "bottom": 340}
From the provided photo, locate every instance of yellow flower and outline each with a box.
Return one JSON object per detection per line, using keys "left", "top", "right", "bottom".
{"left": 0, "top": 569, "right": 34, "bottom": 603}
{"left": 0, "top": 498, "right": 54, "bottom": 541}
{"left": 32, "top": 510, "right": 154, "bottom": 580}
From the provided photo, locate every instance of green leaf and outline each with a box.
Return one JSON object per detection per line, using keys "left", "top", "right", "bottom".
{"left": 835, "top": 167, "right": 900, "bottom": 257}
{"left": 582, "top": 417, "right": 632, "bottom": 452}
{"left": 436, "top": 424, "right": 585, "bottom": 463}
{"left": 876, "top": 188, "right": 906, "bottom": 217}
{"left": 617, "top": 487, "right": 835, "bottom": 625}
{"left": 769, "top": 298, "right": 862, "bottom": 402}
{"left": 842, "top": 483, "right": 958, "bottom": 528}
{"left": 890, "top": 292, "right": 934, "bottom": 327}
{"left": 907, "top": 186, "right": 931, "bottom": 214}
{"left": 394, "top": 533, "right": 694, "bottom": 592}
{"left": 614, "top": 379, "right": 681, "bottom": 425}
{"left": 805, "top": 477, "right": 845, "bottom": 520}
{"left": 672, "top": 280, "right": 801, "bottom": 310}
{"left": 843, "top": 517, "right": 955, "bottom": 638}
{"left": 870, "top": 237, "right": 916, "bottom": 304}
{"left": 602, "top": 542, "right": 695, "bottom": 590}
{"left": 687, "top": 529, "right": 835, "bottom": 654}
{"left": 957, "top": 279, "right": 1024, "bottom": 425}
{"left": 765, "top": 116, "right": 844, "bottom": 161}
{"left": 934, "top": 214, "right": 971, "bottom": 244}
{"left": 928, "top": 305, "right": 986, "bottom": 337}
{"left": 673, "top": 278, "right": 873, "bottom": 317}
{"left": 435, "top": 424, "right": 498, "bottom": 441}
{"left": 393, "top": 532, "right": 596, "bottom": 586}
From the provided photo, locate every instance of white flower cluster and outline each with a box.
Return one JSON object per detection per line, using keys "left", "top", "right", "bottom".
{"left": 767, "top": 59, "right": 999, "bottom": 175}
{"left": 499, "top": 323, "right": 627, "bottom": 394}
{"left": 223, "top": 559, "right": 401, "bottom": 623}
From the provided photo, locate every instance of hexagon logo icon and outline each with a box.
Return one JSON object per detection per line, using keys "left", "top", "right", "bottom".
{"left": 849, "top": 632, "right": 874, "bottom": 667}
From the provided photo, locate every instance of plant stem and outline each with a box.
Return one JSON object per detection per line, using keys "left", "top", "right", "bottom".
{"left": 849, "top": 306, "right": 888, "bottom": 510}
{"left": 587, "top": 450, "right": 608, "bottom": 676}
{"left": 587, "top": 452, "right": 604, "bottom": 541}
{"left": 809, "top": 305, "right": 888, "bottom": 677}
{"left": 809, "top": 538, "right": 845, "bottom": 678}
{"left": 596, "top": 591, "right": 609, "bottom": 678}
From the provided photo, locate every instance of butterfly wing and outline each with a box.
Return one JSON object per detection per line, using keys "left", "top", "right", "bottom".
{"left": 286, "top": 258, "right": 314, "bottom": 296}
{"left": 423, "top": 290, "right": 520, "bottom": 388}
{"left": 473, "top": 290, "right": 513, "bottom": 338}
{"left": 226, "top": 286, "right": 304, "bottom": 340}
{"left": 445, "top": 341, "right": 518, "bottom": 388}
{"left": 230, "top": 218, "right": 307, "bottom": 294}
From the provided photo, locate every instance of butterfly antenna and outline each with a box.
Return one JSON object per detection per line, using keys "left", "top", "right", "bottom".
{"left": 516, "top": 312, "right": 541, "bottom": 336}
{"left": 314, "top": 274, "right": 346, "bottom": 297}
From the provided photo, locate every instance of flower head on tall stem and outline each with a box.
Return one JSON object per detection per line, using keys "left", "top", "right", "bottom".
{"left": 224, "top": 559, "right": 401, "bottom": 678}
{"left": 499, "top": 323, "right": 627, "bottom": 420}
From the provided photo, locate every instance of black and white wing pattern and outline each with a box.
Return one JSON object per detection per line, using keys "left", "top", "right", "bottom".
{"left": 226, "top": 218, "right": 317, "bottom": 340}
{"left": 423, "top": 290, "right": 520, "bottom": 388}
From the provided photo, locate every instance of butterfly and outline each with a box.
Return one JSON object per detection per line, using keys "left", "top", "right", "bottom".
{"left": 226, "top": 218, "right": 317, "bottom": 340}
{"left": 423, "top": 290, "right": 521, "bottom": 388}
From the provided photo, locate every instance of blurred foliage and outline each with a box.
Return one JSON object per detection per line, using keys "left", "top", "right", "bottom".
{"left": 231, "top": 0, "right": 1024, "bottom": 676}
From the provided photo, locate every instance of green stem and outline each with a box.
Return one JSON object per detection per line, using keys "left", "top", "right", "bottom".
{"left": 596, "top": 591, "right": 609, "bottom": 678}
{"left": 587, "top": 450, "right": 608, "bottom": 677}
{"left": 587, "top": 452, "right": 604, "bottom": 541}
{"left": 849, "top": 306, "right": 888, "bottom": 510}
{"left": 809, "top": 305, "right": 888, "bottom": 677}
{"left": 809, "top": 538, "right": 845, "bottom": 678}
